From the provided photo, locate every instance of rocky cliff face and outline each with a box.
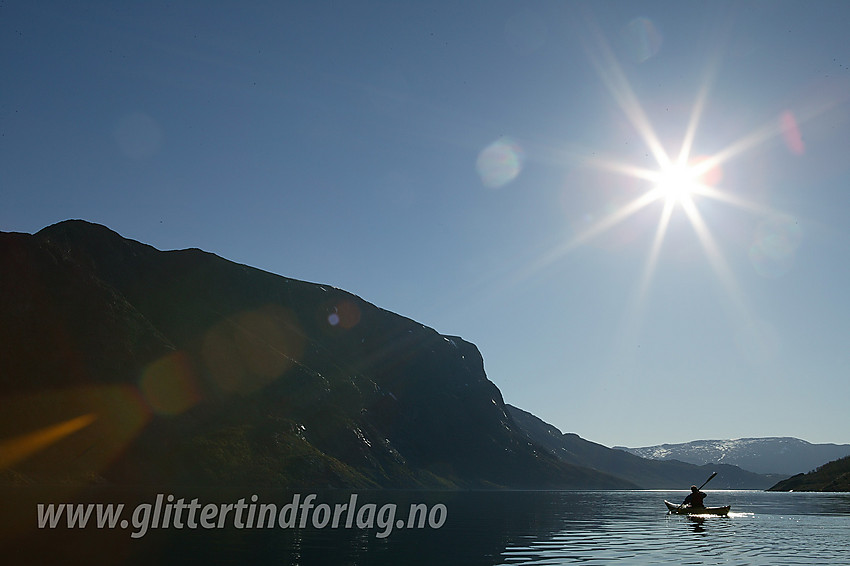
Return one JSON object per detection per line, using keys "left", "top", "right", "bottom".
{"left": 0, "top": 220, "right": 632, "bottom": 489}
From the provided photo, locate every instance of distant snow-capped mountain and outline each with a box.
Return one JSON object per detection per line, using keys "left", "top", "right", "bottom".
{"left": 614, "top": 437, "right": 850, "bottom": 476}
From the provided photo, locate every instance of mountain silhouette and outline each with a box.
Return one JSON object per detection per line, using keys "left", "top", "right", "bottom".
{"left": 1, "top": 220, "right": 633, "bottom": 489}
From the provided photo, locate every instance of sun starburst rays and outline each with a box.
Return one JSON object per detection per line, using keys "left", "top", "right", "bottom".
{"left": 636, "top": 198, "right": 675, "bottom": 305}
{"left": 472, "top": 21, "right": 811, "bottom": 340}
{"left": 545, "top": 23, "right": 806, "bottom": 344}
{"left": 582, "top": 23, "right": 673, "bottom": 171}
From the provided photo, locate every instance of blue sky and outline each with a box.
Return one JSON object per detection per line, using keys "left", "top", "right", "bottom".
{"left": 3, "top": 1, "right": 850, "bottom": 447}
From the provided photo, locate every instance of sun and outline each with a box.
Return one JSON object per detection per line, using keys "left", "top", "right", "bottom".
{"left": 508, "top": 21, "right": 803, "bottom": 315}
{"left": 651, "top": 162, "right": 701, "bottom": 206}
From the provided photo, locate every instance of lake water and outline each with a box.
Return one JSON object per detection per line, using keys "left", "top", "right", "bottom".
{"left": 2, "top": 489, "right": 848, "bottom": 565}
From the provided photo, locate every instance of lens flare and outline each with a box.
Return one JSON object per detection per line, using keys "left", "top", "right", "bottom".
{"left": 749, "top": 215, "right": 803, "bottom": 278}
{"left": 138, "top": 351, "right": 203, "bottom": 415}
{"left": 476, "top": 137, "right": 525, "bottom": 188}
{"left": 0, "top": 413, "right": 96, "bottom": 470}
{"left": 624, "top": 17, "right": 662, "bottom": 63}
{"left": 201, "top": 304, "right": 306, "bottom": 395}
{"left": 780, "top": 110, "right": 805, "bottom": 155}
{"left": 327, "top": 300, "right": 361, "bottom": 329}
{"left": 0, "top": 385, "right": 151, "bottom": 475}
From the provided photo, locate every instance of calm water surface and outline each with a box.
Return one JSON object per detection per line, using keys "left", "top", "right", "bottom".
{"left": 492, "top": 490, "right": 850, "bottom": 565}
{"left": 3, "top": 489, "right": 848, "bottom": 565}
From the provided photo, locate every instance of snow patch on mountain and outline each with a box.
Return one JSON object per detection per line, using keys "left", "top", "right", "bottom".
{"left": 614, "top": 437, "right": 850, "bottom": 476}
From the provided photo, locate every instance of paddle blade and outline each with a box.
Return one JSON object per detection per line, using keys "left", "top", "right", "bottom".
{"left": 700, "top": 472, "right": 717, "bottom": 489}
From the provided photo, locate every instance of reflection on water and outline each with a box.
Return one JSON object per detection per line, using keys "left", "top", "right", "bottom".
{"left": 494, "top": 491, "right": 850, "bottom": 566}
{"left": 1, "top": 489, "right": 848, "bottom": 565}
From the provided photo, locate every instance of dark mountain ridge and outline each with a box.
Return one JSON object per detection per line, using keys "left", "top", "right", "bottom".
{"left": 1, "top": 220, "right": 632, "bottom": 489}
{"left": 768, "top": 456, "right": 850, "bottom": 492}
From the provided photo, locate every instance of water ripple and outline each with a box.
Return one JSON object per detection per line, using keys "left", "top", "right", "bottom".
{"left": 495, "top": 491, "right": 850, "bottom": 566}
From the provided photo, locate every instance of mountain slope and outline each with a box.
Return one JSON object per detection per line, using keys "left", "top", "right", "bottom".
{"left": 768, "top": 456, "right": 850, "bottom": 492}
{"left": 0, "top": 220, "right": 633, "bottom": 489}
{"left": 507, "top": 405, "right": 780, "bottom": 489}
{"left": 616, "top": 438, "right": 850, "bottom": 475}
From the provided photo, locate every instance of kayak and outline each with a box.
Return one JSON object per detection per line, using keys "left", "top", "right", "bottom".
{"left": 665, "top": 500, "right": 730, "bottom": 515}
{"left": 665, "top": 500, "right": 730, "bottom": 516}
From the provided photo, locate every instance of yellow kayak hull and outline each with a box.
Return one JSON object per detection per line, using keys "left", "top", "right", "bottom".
{"left": 665, "top": 500, "right": 730, "bottom": 515}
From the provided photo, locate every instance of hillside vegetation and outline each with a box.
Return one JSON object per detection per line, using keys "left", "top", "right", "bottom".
{"left": 768, "top": 456, "right": 850, "bottom": 492}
